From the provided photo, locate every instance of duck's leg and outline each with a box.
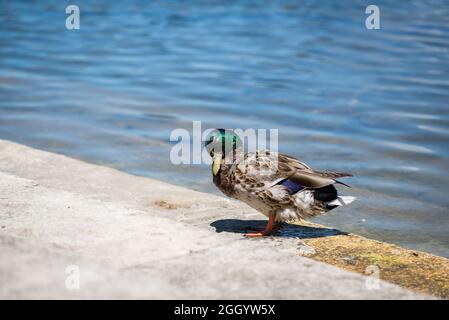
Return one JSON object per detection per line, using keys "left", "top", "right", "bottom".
{"left": 244, "top": 213, "right": 276, "bottom": 237}
{"left": 245, "top": 222, "right": 283, "bottom": 232}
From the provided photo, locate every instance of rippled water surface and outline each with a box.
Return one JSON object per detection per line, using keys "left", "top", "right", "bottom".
{"left": 1, "top": 1, "right": 448, "bottom": 256}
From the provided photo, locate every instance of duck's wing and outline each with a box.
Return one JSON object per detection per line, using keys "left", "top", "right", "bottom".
{"left": 238, "top": 151, "right": 351, "bottom": 189}
{"left": 288, "top": 170, "right": 352, "bottom": 188}
{"left": 277, "top": 153, "right": 352, "bottom": 188}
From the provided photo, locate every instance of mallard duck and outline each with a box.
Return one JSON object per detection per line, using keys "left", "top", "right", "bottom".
{"left": 205, "top": 129, "right": 355, "bottom": 237}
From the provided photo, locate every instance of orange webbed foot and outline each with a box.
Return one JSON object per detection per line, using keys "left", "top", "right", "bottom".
{"left": 244, "top": 231, "right": 270, "bottom": 237}
{"left": 244, "top": 213, "right": 278, "bottom": 238}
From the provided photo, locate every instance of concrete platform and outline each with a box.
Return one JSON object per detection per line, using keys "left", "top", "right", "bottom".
{"left": 0, "top": 139, "right": 429, "bottom": 299}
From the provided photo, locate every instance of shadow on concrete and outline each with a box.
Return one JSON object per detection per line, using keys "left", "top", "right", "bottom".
{"left": 210, "top": 219, "right": 348, "bottom": 239}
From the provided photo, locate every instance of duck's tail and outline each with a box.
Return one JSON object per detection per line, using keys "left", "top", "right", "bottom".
{"left": 327, "top": 196, "right": 356, "bottom": 207}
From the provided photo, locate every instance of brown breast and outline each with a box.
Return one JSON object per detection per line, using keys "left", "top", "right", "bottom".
{"left": 213, "top": 163, "right": 236, "bottom": 198}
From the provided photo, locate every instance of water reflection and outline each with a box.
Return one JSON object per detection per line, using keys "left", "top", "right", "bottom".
{"left": 0, "top": 0, "right": 448, "bottom": 256}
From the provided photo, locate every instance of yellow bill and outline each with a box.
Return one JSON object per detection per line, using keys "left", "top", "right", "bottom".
{"left": 212, "top": 154, "right": 222, "bottom": 176}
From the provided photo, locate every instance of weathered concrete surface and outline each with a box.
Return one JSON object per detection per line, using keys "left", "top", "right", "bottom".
{"left": 0, "top": 139, "right": 431, "bottom": 299}
{"left": 301, "top": 226, "right": 449, "bottom": 299}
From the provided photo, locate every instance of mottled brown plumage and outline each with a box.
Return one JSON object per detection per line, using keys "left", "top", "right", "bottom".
{"left": 206, "top": 130, "right": 355, "bottom": 236}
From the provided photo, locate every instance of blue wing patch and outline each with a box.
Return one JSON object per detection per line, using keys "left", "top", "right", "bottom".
{"left": 279, "top": 178, "right": 304, "bottom": 195}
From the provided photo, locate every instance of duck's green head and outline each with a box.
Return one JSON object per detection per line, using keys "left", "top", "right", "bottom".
{"left": 205, "top": 129, "right": 241, "bottom": 176}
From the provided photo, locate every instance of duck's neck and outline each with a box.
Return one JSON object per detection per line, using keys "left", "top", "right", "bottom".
{"left": 213, "top": 161, "right": 234, "bottom": 197}
{"left": 224, "top": 149, "right": 243, "bottom": 164}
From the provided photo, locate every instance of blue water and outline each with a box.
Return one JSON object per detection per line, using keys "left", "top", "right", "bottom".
{"left": 1, "top": 1, "right": 449, "bottom": 257}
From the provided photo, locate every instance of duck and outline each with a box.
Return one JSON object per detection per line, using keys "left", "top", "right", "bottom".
{"left": 205, "top": 129, "right": 355, "bottom": 237}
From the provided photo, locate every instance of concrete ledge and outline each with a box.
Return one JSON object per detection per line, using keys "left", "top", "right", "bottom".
{"left": 0, "top": 140, "right": 433, "bottom": 299}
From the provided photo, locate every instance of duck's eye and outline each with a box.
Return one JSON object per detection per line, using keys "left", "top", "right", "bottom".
{"left": 207, "top": 142, "right": 217, "bottom": 156}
